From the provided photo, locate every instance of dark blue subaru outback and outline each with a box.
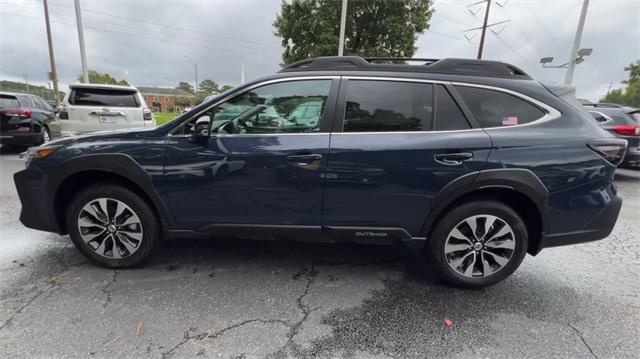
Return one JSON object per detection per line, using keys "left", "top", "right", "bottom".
{"left": 14, "top": 57, "right": 625, "bottom": 288}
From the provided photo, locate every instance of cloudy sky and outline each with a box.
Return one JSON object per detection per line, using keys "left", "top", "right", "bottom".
{"left": 1, "top": 0, "right": 638, "bottom": 101}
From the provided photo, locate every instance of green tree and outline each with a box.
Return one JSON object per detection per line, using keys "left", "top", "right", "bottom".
{"left": 78, "top": 70, "right": 129, "bottom": 85}
{"left": 176, "top": 81, "right": 194, "bottom": 94}
{"left": 274, "top": 0, "right": 433, "bottom": 65}
{"left": 175, "top": 96, "right": 191, "bottom": 107}
{"left": 220, "top": 84, "right": 234, "bottom": 92}
{"left": 600, "top": 60, "right": 640, "bottom": 107}
{"left": 198, "top": 79, "right": 220, "bottom": 94}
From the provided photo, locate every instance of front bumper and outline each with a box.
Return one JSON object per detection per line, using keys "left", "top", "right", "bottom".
{"left": 14, "top": 167, "right": 62, "bottom": 233}
{"left": 537, "top": 194, "right": 622, "bottom": 251}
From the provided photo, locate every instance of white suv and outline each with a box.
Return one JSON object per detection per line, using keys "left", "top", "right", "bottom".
{"left": 51, "top": 84, "right": 154, "bottom": 138}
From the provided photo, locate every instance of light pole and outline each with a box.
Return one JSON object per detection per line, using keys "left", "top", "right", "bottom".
{"left": 338, "top": 0, "right": 348, "bottom": 56}
{"left": 565, "top": 0, "right": 590, "bottom": 85}
{"left": 74, "top": 0, "right": 89, "bottom": 83}
{"left": 184, "top": 55, "right": 198, "bottom": 94}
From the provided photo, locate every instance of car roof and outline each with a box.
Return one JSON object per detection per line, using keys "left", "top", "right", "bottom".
{"left": 0, "top": 91, "right": 36, "bottom": 97}
{"left": 69, "top": 83, "right": 138, "bottom": 91}
{"left": 280, "top": 56, "right": 532, "bottom": 80}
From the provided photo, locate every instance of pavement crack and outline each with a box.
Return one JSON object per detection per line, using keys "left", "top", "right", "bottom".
{"left": 0, "top": 284, "right": 58, "bottom": 331}
{"left": 161, "top": 319, "right": 290, "bottom": 358}
{"left": 102, "top": 270, "right": 119, "bottom": 309}
{"left": 568, "top": 323, "right": 599, "bottom": 359}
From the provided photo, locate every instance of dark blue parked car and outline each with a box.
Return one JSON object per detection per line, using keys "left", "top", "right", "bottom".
{"left": 14, "top": 57, "right": 626, "bottom": 288}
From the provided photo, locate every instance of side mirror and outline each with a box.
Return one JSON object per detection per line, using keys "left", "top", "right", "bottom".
{"left": 191, "top": 121, "right": 210, "bottom": 142}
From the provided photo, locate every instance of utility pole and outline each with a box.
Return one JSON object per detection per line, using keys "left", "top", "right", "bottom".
{"left": 184, "top": 55, "right": 198, "bottom": 93}
{"left": 74, "top": 0, "right": 89, "bottom": 83}
{"left": 564, "top": 0, "right": 589, "bottom": 85}
{"left": 43, "top": 0, "right": 60, "bottom": 106}
{"left": 338, "top": 0, "right": 348, "bottom": 56}
{"left": 477, "top": 0, "right": 491, "bottom": 59}
{"left": 22, "top": 74, "right": 30, "bottom": 93}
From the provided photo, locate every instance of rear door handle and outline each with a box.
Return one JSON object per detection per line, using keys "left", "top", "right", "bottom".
{"left": 287, "top": 153, "right": 323, "bottom": 166}
{"left": 434, "top": 152, "right": 473, "bottom": 166}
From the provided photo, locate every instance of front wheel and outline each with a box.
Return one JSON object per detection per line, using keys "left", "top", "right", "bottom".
{"left": 425, "top": 200, "right": 528, "bottom": 288}
{"left": 66, "top": 184, "right": 159, "bottom": 268}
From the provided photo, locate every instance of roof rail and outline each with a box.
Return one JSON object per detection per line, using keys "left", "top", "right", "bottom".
{"left": 279, "top": 56, "right": 531, "bottom": 79}
{"left": 582, "top": 103, "right": 625, "bottom": 108}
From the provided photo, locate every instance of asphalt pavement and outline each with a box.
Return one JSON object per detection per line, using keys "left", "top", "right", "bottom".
{"left": 1, "top": 147, "right": 639, "bottom": 358}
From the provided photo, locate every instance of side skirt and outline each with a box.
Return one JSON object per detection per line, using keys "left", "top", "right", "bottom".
{"left": 169, "top": 224, "right": 426, "bottom": 247}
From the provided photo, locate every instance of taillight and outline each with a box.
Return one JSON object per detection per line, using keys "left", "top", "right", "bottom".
{"left": 5, "top": 109, "right": 32, "bottom": 118}
{"left": 587, "top": 138, "right": 628, "bottom": 166}
{"left": 58, "top": 110, "right": 69, "bottom": 120}
{"left": 611, "top": 125, "right": 640, "bottom": 136}
{"left": 143, "top": 109, "right": 153, "bottom": 123}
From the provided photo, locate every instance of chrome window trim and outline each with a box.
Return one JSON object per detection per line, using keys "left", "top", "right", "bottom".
{"left": 340, "top": 76, "right": 561, "bottom": 133}
{"left": 168, "top": 76, "right": 339, "bottom": 137}
{"left": 169, "top": 74, "right": 562, "bottom": 137}
{"left": 587, "top": 110, "right": 614, "bottom": 124}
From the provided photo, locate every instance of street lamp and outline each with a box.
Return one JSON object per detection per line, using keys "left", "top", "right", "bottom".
{"left": 539, "top": 48, "right": 593, "bottom": 69}
{"left": 184, "top": 55, "right": 198, "bottom": 94}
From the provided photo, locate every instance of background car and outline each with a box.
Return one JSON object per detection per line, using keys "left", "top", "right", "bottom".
{"left": 585, "top": 103, "right": 640, "bottom": 169}
{"left": 0, "top": 92, "right": 55, "bottom": 148}
{"left": 51, "top": 83, "right": 154, "bottom": 138}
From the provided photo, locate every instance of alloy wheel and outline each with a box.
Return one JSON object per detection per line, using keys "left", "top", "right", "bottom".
{"left": 443, "top": 214, "right": 515, "bottom": 278}
{"left": 77, "top": 198, "right": 143, "bottom": 259}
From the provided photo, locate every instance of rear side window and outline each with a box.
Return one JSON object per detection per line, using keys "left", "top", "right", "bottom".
{"left": 598, "top": 109, "right": 637, "bottom": 125}
{"left": 344, "top": 80, "right": 433, "bottom": 132}
{"left": 70, "top": 88, "right": 140, "bottom": 107}
{"left": 455, "top": 86, "right": 545, "bottom": 128}
{"left": 434, "top": 85, "right": 470, "bottom": 131}
{"left": 0, "top": 95, "right": 20, "bottom": 108}
{"left": 17, "top": 95, "right": 33, "bottom": 108}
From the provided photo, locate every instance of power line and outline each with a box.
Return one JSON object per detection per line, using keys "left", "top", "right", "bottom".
{"left": 10, "top": 2, "right": 276, "bottom": 53}
{"left": 47, "top": 1, "right": 275, "bottom": 48}
{"left": 0, "top": 10, "right": 279, "bottom": 59}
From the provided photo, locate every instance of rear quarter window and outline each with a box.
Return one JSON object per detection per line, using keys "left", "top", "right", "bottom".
{"left": 455, "top": 86, "right": 545, "bottom": 128}
{"left": 0, "top": 95, "right": 20, "bottom": 108}
{"left": 69, "top": 88, "right": 140, "bottom": 107}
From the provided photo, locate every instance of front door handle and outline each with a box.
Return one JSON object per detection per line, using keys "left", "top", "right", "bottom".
{"left": 434, "top": 152, "right": 473, "bottom": 166}
{"left": 287, "top": 154, "right": 323, "bottom": 166}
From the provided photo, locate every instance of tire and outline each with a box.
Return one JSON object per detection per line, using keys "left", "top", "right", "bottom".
{"left": 424, "top": 200, "right": 528, "bottom": 288}
{"left": 42, "top": 126, "right": 51, "bottom": 144}
{"left": 66, "top": 184, "right": 159, "bottom": 268}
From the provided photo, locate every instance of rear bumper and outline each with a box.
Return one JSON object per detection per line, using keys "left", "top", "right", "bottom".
{"left": 621, "top": 148, "right": 640, "bottom": 168}
{"left": 537, "top": 194, "right": 622, "bottom": 252}
{"left": 14, "top": 167, "right": 62, "bottom": 233}
{"left": 0, "top": 132, "right": 40, "bottom": 145}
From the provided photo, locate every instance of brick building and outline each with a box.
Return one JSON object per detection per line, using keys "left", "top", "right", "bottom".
{"left": 137, "top": 87, "right": 196, "bottom": 113}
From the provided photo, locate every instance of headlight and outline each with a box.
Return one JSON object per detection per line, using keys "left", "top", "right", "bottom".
{"left": 20, "top": 145, "right": 63, "bottom": 168}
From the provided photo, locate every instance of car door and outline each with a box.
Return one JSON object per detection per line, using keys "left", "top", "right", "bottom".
{"left": 322, "top": 78, "right": 492, "bottom": 240}
{"left": 67, "top": 87, "right": 143, "bottom": 134}
{"left": 161, "top": 77, "right": 339, "bottom": 238}
{"left": 31, "top": 96, "right": 56, "bottom": 131}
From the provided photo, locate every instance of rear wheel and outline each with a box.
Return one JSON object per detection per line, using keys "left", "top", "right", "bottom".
{"left": 425, "top": 200, "right": 528, "bottom": 288}
{"left": 66, "top": 184, "right": 159, "bottom": 268}
{"left": 42, "top": 126, "right": 51, "bottom": 144}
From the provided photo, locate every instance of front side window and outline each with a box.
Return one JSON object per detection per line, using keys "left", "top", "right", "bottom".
{"left": 175, "top": 79, "right": 331, "bottom": 135}
{"left": 344, "top": 80, "right": 433, "bottom": 132}
{"left": 455, "top": 86, "right": 545, "bottom": 128}
{"left": 69, "top": 88, "right": 140, "bottom": 107}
